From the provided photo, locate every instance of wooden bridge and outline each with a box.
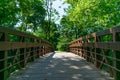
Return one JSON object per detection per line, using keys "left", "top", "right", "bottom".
{"left": 0, "top": 26, "right": 120, "bottom": 80}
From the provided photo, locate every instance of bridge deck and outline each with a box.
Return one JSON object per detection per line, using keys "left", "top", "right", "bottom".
{"left": 8, "top": 52, "right": 113, "bottom": 80}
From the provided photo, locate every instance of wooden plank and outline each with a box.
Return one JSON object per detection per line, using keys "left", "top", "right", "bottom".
{"left": 112, "top": 31, "right": 117, "bottom": 79}
{"left": 0, "top": 27, "right": 45, "bottom": 42}
{"left": 70, "top": 42, "right": 120, "bottom": 51}
{"left": 0, "top": 51, "right": 4, "bottom": 80}
{"left": 113, "top": 32, "right": 120, "bottom": 80}
{"left": 0, "top": 33, "right": 8, "bottom": 80}
{"left": 86, "top": 33, "right": 96, "bottom": 39}
{"left": 84, "top": 43, "right": 94, "bottom": 48}
{"left": 96, "top": 28, "right": 112, "bottom": 36}
{"left": 0, "top": 33, "right": 3, "bottom": 39}
{"left": 0, "top": 42, "right": 43, "bottom": 50}
{"left": 69, "top": 27, "right": 120, "bottom": 44}
{"left": 113, "top": 26, "right": 120, "bottom": 33}
{"left": 70, "top": 38, "right": 83, "bottom": 44}
{"left": 94, "top": 42, "right": 120, "bottom": 50}
{"left": 69, "top": 26, "right": 120, "bottom": 80}
{"left": 87, "top": 42, "right": 120, "bottom": 50}
{"left": 0, "top": 27, "right": 53, "bottom": 80}
{"left": 101, "top": 49, "right": 113, "bottom": 76}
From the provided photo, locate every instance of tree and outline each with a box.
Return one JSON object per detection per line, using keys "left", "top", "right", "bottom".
{"left": 0, "top": 0, "right": 19, "bottom": 28}
{"left": 17, "top": 0, "right": 46, "bottom": 32}
{"left": 34, "top": 21, "right": 60, "bottom": 49}
{"left": 63, "top": 0, "right": 120, "bottom": 37}
{"left": 0, "top": 0, "right": 46, "bottom": 32}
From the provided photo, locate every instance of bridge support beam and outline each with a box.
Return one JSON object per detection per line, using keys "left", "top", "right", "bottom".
{"left": 0, "top": 33, "right": 8, "bottom": 80}
{"left": 20, "top": 48, "right": 25, "bottom": 68}
{"left": 113, "top": 31, "right": 120, "bottom": 80}
{"left": 20, "top": 37, "right": 25, "bottom": 68}
{"left": 0, "top": 27, "right": 53, "bottom": 80}
{"left": 95, "top": 36, "right": 101, "bottom": 68}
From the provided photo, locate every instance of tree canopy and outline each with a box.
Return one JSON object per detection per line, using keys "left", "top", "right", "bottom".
{"left": 1, "top": 0, "right": 120, "bottom": 51}
{"left": 61, "top": 0, "right": 120, "bottom": 37}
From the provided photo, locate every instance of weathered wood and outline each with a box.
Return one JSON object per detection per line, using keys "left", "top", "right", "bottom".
{"left": 69, "top": 26, "right": 120, "bottom": 80}
{"left": 112, "top": 30, "right": 117, "bottom": 79}
{"left": 113, "top": 26, "right": 120, "bottom": 33}
{"left": 69, "top": 42, "right": 120, "bottom": 51}
{"left": 0, "top": 33, "right": 5, "bottom": 72}
{"left": 113, "top": 32, "right": 120, "bottom": 80}
{"left": 0, "top": 42, "right": 41, "bottom": 50}
{"left": 96, "top": 29, "right": 112, "bottom": 36}
{"left": 0, "top": 51, "right": 4, "bottom": 80}
{"left": 0, "top": 33, "right": 3, "bottom": 39}
{"left": 0, "top": 27, "right": 53, "bottom": 80}
{"left": 102, "top": 49, "right": 113, "bottom": 76}
{"left": 19, "top": 36, "right": 25, "bottom": 68}
{"left": 8, "top": 52, "right": 113, "bottom": 80}
{"left": 0, "top": 33, "right": 9, "bottom": 80}
{"left": 0, "top": 27, "right": 37, "bottom": 39}
{"left": 86, "top": 32, "right": 96, "bottom": 39}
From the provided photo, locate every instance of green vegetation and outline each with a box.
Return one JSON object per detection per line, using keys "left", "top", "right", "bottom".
{"left": 0, "top": 0, "right": 59, "bottom": 50}
{"left": 62, "top": 0, "right": 120, "bottom": 36}
{"left": 59, "top": 0, "right": 120, "bottom": 50}
{"left": 1, "top": 0, "right": 120, "bottom": 50}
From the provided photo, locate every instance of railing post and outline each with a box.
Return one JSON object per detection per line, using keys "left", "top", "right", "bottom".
{"left": 94, "top": 33, "right": 97, "bottom": 66}
{"left": 33, "top": 39, "right": 36, "bottom": 60}
{"left": 20, "top": 36, "right": 25, "bottom": 68}
{"left": 30, "top": 38, "right": 35, "bottom": 62}
{"left": 44, "top": 46, "right": 46, "bottom": 55}
{"left": 34, "top": 47, "right": 37, "bottom": 59}
{"left": 86, "top": 37, "right": 90, "bottom": 62}
{"left": 82, "top": 38, "right": 85, "bottom": 58}
{"left": 43, "top": 46, "right": 45, "bottom": 55}
{"left": 37, "top": 40, "right": 41, "bottom": 58}
{"left": 40, "top": 46, "right": 43, "bottom": 56}
{"left": 37, "top": 46, "right": 40, "bottom": 58}
{"left": 95, "top": 36, "right": 101, "bottom": 68}
{"left": 0, "top": 27, "right": 53, "bottom": 80}
{"left": 0, "top": 33, "right": 8, "bottom": 80}
{"left": 113, "top": 30, "right": 120, "bottom": 80}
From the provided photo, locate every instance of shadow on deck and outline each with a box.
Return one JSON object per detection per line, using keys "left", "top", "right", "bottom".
{"left": 8, "top": 52, "right": 113, "bottom": 80}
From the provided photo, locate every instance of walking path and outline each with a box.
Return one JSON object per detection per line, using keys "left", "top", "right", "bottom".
{"left": 8, "top": 52, "right": 113, "bottom": 80}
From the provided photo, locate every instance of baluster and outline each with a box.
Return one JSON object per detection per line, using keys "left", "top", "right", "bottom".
{"left": 0, "top": 33, "right": 9, "bottom": 80}
{"left": 113, "top": 29, "right": 120, "bottom": 80}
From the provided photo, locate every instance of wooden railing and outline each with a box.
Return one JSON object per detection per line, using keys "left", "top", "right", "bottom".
{"left": 0, "top": 27, "right": 53, "bottom": 80}
{"left": 69, "top": 26, "right": 120, "bottom": 80}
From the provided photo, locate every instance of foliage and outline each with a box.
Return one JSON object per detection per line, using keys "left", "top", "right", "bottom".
{"left": 0, "top": 0, "right": 46, "bottom": 32}
{"left": 2, "top": 0, "right": 120, "bottom": 51}
{"left": 34, "top": 21, "right": 60, "bottom": 49}
{"left": 58, "top": 0, "right": 120, "bottom": 50}
{"left": 0, "top": 0, "right": 19, "bottom": 28}
{"left": 61, "top": 1, "right": 120, "bottom": 79}
{"left": 61, "top": 0, "right": 120, "bottom": 38}
{"left": 57, "top": 35, "right": 69, "bottom": 51}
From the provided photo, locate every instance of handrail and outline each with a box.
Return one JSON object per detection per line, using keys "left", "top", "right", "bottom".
{"left": 0, "top": 27, "right": 53, "bottom": 80}
{"left": 69, "top": 26, "right": 120, "bottom": 80}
